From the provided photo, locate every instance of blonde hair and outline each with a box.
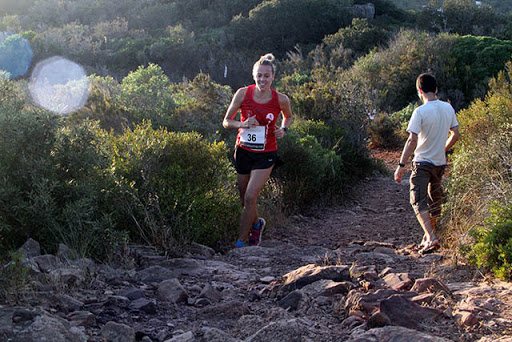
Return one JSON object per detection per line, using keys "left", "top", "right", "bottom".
{"left": 253, "top": 53, "right": 276, "bottom": 74}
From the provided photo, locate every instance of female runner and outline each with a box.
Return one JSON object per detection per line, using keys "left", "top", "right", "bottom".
{"left": 223, "top": 53, "right": 293, "bottom": 247}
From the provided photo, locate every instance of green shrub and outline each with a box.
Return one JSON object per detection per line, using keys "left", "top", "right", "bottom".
{"left": 350, "top": 29, "right": 451, "bottom": 112}
{"left": 0, "top": 33, "right": 33, "bottom": 79}
{"left": 322, "top": 18, "right": 391, "bottom": 69}
{"left": 228, "top": 0, "right": 353, "bottom": 55}
{"left": 109, "top": 122, "right": 239, "bottom": 253}
{"left": 0, "top": 103, "right": 61, "bottom": 253}
{"left": 0, "top": 75, "right": 24, "bottom": 109}
{"left": 119, "top": 63, "right": 176, "bottom": 127}
{"left": 464, "top": 203, "right": 512, "bottom": 280}
{"left": 367, "top": 113, "right": 402, "bottom": 148}
{"left": 282, "top": 66, "right": 373, "bottom": 159}
{"left": 0, "top": 251, "right": 29, "bottom": 303}
{"left": 0, "top": 100, "right": 126, "bottom": 260}
{"left": 69, "top": 74, "right": 130, "bottom": 134}
{"left": 171, "top": 73, "right": 232, "bottom": 138}
{"left": 443, "top": 63, "right": 512, "bottom": 260}
{"left": 446, "top": 35, "right": 512, "bottom": 102}
{"left": 390, "top": 102, "right": 416, "bottom": 126}
{"left": 292, "top": 118, "right": 345, "bottom": 151}
{"left": 389, "top": 103, "right": 416, "bottom": 142}
{"left": 273, "top": 130, "right": 347, "bottom": 212}
{"left": 51, "top": 121, "right": 127, "bottom": 260}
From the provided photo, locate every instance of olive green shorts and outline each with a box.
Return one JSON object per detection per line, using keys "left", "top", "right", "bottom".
{"left": 409, "top": 162, "right": 446, "bottom": 217}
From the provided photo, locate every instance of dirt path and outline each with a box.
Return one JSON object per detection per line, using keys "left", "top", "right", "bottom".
{"left": 273, "top": 150, "right": 420, "bottom": 250}
{"left": 261, "top": 149, "right": 512, "bottom": 340}
{"left": 270, "top": 149, "right": 438, "bottom": 274}
{"left": 272, "top": 149, "right": 484, "bottom": 278}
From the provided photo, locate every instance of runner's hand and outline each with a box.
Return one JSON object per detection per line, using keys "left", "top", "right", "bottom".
{"left": 242, "top": 116, "right": 259, "bottom": 128}
{"left": 275, "top": 127, "right": 287, "bottom": 139}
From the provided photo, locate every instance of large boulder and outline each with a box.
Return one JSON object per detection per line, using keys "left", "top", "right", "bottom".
{"left": 279, "top": 264, "right": 351, "bottom": 297}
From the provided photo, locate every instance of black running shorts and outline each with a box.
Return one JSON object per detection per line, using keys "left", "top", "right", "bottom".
{"left": 234, "top": 145, "right": 277, "bottom": 175}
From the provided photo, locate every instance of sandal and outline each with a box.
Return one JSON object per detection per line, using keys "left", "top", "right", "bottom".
{"left": 418, "top": 235, "right": 427, "bottom": 249}
{"left": 419, "top": 239, "right": 440, "bottom": 255}
{"left": 411, "top": 235, "right": 427, "bottom": 251}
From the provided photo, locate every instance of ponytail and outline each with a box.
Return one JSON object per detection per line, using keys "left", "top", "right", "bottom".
{"left": 253, "top": 53, "right": 276, "bottom": 74}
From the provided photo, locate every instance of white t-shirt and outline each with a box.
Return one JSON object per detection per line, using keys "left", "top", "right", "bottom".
{"left": 407, "top": 100, "right": 459, "bottom": 166}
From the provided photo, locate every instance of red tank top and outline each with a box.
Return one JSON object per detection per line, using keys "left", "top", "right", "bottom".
{"left": 236, "top": 85, "right": 281, "bottom": 153}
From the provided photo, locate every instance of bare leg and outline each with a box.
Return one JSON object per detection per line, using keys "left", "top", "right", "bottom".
{"left": 237, "top": 174, "right": 250, "bottom": 206}
{"left": 238, "top": 167, "right": 273, "bottom": 242}
{"left": 430, "top": 216, "right": 437, "bottom": 231}
{"left": 416, "top": 210, "right": 437, "bottom": 243}
{"left": 237, "top": 173, "right": 258, "bottom": 227}
{"left": 419, "top": 216, "right": 437, "bottom": 248}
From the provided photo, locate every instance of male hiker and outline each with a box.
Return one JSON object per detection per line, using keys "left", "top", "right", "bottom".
{"left": 394, "top": 73, "right": 461, "bottom": 254}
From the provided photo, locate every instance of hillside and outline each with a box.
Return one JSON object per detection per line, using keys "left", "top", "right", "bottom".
{"left": 1, "top": 3, "right": 512, "bottom": 340}
{"left": 390, "top": 0, "right": 512, "bottom": 13}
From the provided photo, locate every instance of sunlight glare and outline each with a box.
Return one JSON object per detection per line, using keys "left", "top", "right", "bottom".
{"left": 29, "top": 56, "right": 90, "bottom": 115}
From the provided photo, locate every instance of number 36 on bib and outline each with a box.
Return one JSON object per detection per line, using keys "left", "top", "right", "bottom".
{"left": 239, "top": 126, "right": 266, "bottom": 151}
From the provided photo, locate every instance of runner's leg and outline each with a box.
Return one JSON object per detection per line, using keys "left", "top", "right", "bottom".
{"left": 237, "top": 174, "right": 250, "bottom": 206}
{"left": 238, "top": 167, "right": 273, "bottom": 242}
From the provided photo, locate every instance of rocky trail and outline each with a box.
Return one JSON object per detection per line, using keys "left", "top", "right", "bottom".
{"left": 2, "top": 150, "right": 512, "bottom": 342}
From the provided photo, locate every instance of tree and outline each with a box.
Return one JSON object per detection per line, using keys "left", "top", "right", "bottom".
{"left": 321, "top": 18, "right": 390, "bottom": 68}
{"left": 120, "top": 63, "right": 175, "bottom": 127}
{"left": 446, "top": 35, "right": 512, "bottom": 104}
{"left": 229, "top": 0, "right": 354, "bottom": 56}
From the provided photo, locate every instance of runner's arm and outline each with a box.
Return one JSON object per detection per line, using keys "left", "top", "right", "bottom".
{"left": 223, "top": 88, "right": 258, "bottom": 129}
{"left": 276, "top": 94, "right": 293, "bottom": 139}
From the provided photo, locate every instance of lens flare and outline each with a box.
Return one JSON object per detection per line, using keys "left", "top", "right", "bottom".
{"left": 29, "top": 56, "right": 90, "bottom": 115}
{"left": 0, "top": 32, "right": 34, "bottom": 79}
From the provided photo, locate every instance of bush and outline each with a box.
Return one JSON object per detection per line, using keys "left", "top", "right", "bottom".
{"left": 282, "top": 66, "right": 373, "bottom": 155}
{"left": 119, "top": 63, "right": 176, "bottom": 127}
{"left": 228, "top": 0, "right": 353, "bottom": 55}
{"left": 350, "top": 30, "right": 453, "bottom": 112}
{"left": 109, "top": 122, "right": 240, "bottom": 253}
{"left": 51, "top": 121, "right": 127, "bottom": 260}
{"left": 69, "top": 74, "right": 130, "bottom": 133}
{"left": 291, "top": 118, "right": 345, "bottom": 151}
{"left": 0, "top": 33, "right": 33, "bottom": 79}
{"left": 0, "top": 103, "right": 61, "bottom": 254}
{"left": 446, "top": 35, "right": 512, "bottom": 104}
{"left": 367, "top": 113, "right": 402, "bottom": 148}
{"left": 273, "top": 129, "right": 348, "bottom": 212}
{"left": 322, "top": 18, "right": 391, "bottom": 69}
{"left": 171, "top": 73, "right": 232, "bottom": 138}
{"left": 443, "top": 63, "right": 512, "bottom": 262}
{"left": 0, "top": 251, "right": 29, "bottom": 303}
{"left": 0, "top": 101, "right": 124, "bottom": 259}
{"left": 464, "top": 203, "right": 512, "bottom": 280}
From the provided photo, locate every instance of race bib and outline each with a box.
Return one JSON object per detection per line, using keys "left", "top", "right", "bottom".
{"left": 239, "top": 126, "right": 266, "bottom": 151}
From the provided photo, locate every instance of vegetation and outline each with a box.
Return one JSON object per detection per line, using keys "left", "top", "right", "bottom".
{"left": 464, "top": 203, "right": 512, "bottom": 280}
{"left": 442, "top": 63, "right": 512, "bottom": 279}
{"left": 1, "top": 0, "right": 512, "bottom": 280}
{"left": 0, "top": 251, "right": 29, "bottom": 303}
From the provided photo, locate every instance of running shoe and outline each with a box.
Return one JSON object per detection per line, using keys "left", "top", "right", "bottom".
{"left": 235, "top": 240, "right": 247, "bottom": 248}
{"left": 248, "top": 218, "right": 266, "bottom": 246}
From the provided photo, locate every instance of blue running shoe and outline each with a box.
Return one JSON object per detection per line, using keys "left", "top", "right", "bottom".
{"left": 248, "top": 218, "right": 266, "bottom": 246}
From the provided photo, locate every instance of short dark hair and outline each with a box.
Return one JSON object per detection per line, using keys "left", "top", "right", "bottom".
{"left": 416, "top": 73, "right": 437, "bottom": 93}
